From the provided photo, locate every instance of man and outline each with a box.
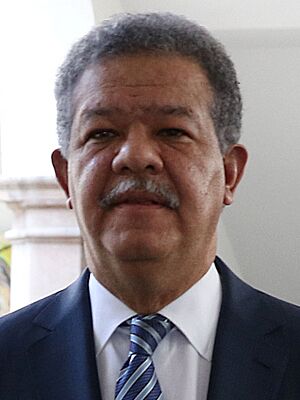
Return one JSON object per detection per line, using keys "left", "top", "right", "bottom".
{"left": 1, "top": 13, "right": 300, "bottom": 400}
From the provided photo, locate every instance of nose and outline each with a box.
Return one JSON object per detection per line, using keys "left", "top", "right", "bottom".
{"left": 112, "top": 126, "right": 164, "bottom": 175}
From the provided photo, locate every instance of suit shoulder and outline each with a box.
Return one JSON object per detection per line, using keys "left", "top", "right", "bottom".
{"left": 258, "top": 288, "right": 300, "bottom": 311}
{"left": 215, "top": 256, "right": 300, "bottom": 333}
{"left": 0, "top": 270, "right": 89, "bottom": 349}
{"left": 0, "top": 290, "right": 61, "bottom": 341}
{"left": 257, "top": 289, "right": 300, "bottom": 331}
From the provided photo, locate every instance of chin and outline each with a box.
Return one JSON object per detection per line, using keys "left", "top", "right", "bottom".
{"left": 104, "top": 234, "right": 173, "bottom": 262}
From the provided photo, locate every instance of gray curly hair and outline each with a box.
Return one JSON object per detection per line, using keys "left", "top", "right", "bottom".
{"left": 55, "top": 12, "right": 242, "bottom": 158}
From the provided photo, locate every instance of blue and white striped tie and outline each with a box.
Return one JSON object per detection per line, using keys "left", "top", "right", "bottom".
{"left": 115, "top": 314, "right": 173, "bottom": 400}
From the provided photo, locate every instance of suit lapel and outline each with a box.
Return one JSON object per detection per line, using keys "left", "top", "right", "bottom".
{"left": 207, "top": 258, "right": 289, "bottom": 400}
{"left": 26, "top": 269, "right": 101, "bottom": 400}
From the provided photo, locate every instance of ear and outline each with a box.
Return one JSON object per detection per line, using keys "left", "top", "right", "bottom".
{"left": 51, "top": 149, "right": 69, "bottom": 198}
{"left": 223, "top": 144, "right": 248, "bottom": 206}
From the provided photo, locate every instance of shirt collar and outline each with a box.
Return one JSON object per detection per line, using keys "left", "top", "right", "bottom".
{"left": 89, "top": 275, "right": 135, "bottom": 355}
{"left": 89, "top": 263, "right": 222, "bottom": 362}
{"left": 160, "top": 264, "right": 222, "bottom": 361}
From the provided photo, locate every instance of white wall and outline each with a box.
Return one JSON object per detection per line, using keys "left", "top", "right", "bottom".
{"left": 0, "top": 0, "right": 95, "bottom": 177}
{"left": 93, "top": 0, "right": 300, "bottom": 30}
{"left": 221, "top": 37, "right": 300, "bottom": 303}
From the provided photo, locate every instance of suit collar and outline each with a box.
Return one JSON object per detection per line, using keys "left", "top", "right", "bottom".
{"left": 207, "top": 257, "right": 289, "bottom": 400}
{"left": 27, "top": 269, "right": 101, "bottom": 400}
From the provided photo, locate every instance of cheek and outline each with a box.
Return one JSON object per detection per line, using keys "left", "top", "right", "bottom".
{"left": 168, "top": 153, "right": 224, "bottom": 195}
{"left": 69, "top": 152, "right": 113, "bottom": 210}
{"left": 166, "top": 156, "right": 226, "bottom": 228}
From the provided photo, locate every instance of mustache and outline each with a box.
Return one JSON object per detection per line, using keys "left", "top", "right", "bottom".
{"left": 99, "top": 178, "right": 180, "bottom": 210}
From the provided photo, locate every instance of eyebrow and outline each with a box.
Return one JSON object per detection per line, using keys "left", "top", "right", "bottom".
{"left": 80, "top": 104, "right": 196, "bottom": 123}
{"left": 80, "top": 107, "right": 121, "bottom": 121}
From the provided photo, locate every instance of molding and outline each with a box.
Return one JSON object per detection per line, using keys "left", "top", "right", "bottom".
{"left": 3, "top": 199, "right": 66, "bottom": 209}
{"left": 6, "top": 227, "right": 81, "bottom": 243}
{"left": 0, "top": 176, "right": 66, "bottom": 208}
{"left": 0, "top": 176, "right": 59, "bottom": 190}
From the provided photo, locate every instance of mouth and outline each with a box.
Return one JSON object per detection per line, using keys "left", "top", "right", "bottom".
{"left": 106, "top": 191, "right": 172, "bottom": 209}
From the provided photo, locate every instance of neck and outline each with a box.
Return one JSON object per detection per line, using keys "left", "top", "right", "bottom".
{"left": 87, "top": 244, "right": 216, "bottom": 314}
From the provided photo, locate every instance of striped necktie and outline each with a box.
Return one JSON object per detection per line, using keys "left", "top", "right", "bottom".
{"left": 115, "top": 314, "right": 173, "bottom": 400}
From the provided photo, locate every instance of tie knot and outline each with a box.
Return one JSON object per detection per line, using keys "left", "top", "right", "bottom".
{"left": 129, "top": 314, "right": 173, "bottom": 356}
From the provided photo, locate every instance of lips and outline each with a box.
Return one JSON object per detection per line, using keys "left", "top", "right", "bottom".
{"left": 108, "top": 191, "right": 171, "bottom": 208}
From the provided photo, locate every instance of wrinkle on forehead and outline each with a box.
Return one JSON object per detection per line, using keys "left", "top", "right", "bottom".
{"left": 79, "top": 104, "right": 197, "bottom": 123}
{"left": 96, "top": 80, "right": 212, "bottom": 89}
{"left": 73, "top": 54, "right": 213, "bottom": 94}
{"left": 71, "top": 54, "right": 215, "bottom": 128}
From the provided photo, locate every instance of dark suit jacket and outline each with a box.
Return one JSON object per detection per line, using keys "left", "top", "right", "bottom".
{"left": 1, "top": 257, "right": 300, "bottom": 399}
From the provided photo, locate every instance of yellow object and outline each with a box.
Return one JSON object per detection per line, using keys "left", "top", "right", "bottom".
{"left": 0, "top": 238, "right": 10, "bottom": 315}
{"left": 0, "top": 238, "right": 11, "bottom": 270}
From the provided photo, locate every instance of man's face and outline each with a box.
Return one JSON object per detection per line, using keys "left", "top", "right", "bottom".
{"left": 53, "top": 54, "right": 246, "bottom": 285}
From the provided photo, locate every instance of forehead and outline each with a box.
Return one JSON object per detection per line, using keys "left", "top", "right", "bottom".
{"left": 72, "top": 54, "right": 214, "bottom": 119}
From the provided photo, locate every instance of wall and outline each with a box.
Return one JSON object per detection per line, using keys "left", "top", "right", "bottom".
{"left": 0, "top": 0, "right": 95, "bottom": 177}
{"left": 221, "top": 34, "right": 300, "bottom": 303}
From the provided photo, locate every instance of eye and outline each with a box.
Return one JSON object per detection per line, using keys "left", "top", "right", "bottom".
{"left": 88, "top": 129, "right": 118, "bottom": 141}
{"left": 157, "top": 128, "right": 186, "bottom": 138}
{"left": 158, "top": 128, "right": 189, "bottom": 141}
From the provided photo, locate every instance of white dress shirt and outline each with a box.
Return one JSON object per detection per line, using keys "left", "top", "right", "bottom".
{"left": 89, "top": 264, "right": 222, "bottom": 400}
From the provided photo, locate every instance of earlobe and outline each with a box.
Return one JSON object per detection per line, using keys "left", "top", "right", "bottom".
{"left": 51, "top": 149, "right": 70, "bottom": 197}
{"left": 223, "top": 144, "right": 248, "bottom": 206}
